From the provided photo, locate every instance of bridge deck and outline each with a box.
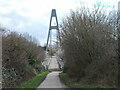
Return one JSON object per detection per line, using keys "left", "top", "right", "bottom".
{"left": 48, "top": 56, "right": 59, "bottom": 70}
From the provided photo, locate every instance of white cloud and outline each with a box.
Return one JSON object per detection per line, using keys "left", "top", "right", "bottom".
{"left": 0, "top": 17, "right": 12, "bottom": 25}
{"left": 16, "top": 22, "right": 26, "bottom": 29}
{"left": 0, "top": 0, "right": 119, "bottom": 45}
{"left": 0, "top": 0, "right": 80, "bottom": 19}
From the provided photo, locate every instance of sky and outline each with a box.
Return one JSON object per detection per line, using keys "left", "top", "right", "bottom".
{"left": 0, "top": 0, "right": 119, "bottom": 46}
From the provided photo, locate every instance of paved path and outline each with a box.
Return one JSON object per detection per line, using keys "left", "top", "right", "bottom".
{"left": 48, "top": 56, "right": 59, "bottom": 70}
{"left": 37, "top": 55, "right": 67, "bottom": 89}
{"left": 37, "top": 71, "right": 67, "bottom": 88}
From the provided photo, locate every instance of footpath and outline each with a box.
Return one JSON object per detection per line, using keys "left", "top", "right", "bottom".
{"left": 37, "top": 56, "right": 67, "bottom": 89}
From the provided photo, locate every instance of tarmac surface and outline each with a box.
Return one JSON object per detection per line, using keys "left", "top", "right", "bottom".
{"left": 48, "top": 56, "right": 59, "bottom": 70}
{"left": 37, "top": 56, "right": 67, "bottom": 89}
{"left": 37, "top": 71, "right": 67, "bottom": 88}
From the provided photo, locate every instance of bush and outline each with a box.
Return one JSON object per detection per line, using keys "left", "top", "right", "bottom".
{"left": 60, "top": 6, "right": 117, "bottom": 87}
{"left": 2, "top": 30, "right": 45, "bottom": 88}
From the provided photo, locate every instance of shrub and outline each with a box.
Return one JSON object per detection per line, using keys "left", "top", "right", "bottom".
{"left": 60, "top": 6, "right": 117, "bottom": 87}
{"left": 2, "top": 30, "right": 45, "bottom": 88}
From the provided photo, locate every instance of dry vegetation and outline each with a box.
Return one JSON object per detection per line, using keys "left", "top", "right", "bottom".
{"left": 2, "top": 29, "right": 45, "bottom": 88}
{"left": 60, "top": 6, "right": 118, "bottom": 87}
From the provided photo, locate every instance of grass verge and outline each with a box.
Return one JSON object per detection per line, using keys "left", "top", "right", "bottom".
{"left": 59, "top": 72, "right": 116, "bottom": 89}
{"left": 18, "top": 71, "right": 49, "bottom": 89}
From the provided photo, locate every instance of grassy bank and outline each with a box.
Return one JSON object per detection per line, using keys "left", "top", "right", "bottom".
{"left": 59, "top": 72, "right": 113, "bottom": 89}
{"left": 18, "top": 71, "right": 49, "bottom": 89}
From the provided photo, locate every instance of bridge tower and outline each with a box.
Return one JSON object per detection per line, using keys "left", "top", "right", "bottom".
{"left": 46, "top": 9, "right": 61, "bottom": 55}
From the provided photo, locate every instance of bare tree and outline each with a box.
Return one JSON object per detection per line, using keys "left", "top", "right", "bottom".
{"left": 2, "top": 30, "right": 45, "bottom": 88}
{"left": 61, "top": 6, "right": 118, "bottom": 87}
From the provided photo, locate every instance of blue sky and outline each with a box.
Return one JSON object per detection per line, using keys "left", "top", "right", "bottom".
{"left": 0, "top": 0, "right": 119, "bottom": 46}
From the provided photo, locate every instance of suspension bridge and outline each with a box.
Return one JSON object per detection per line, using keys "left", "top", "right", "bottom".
{"left": 37, "top": 9, "right": 67, "bottom": 88}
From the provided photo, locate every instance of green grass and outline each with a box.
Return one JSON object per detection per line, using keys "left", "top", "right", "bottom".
{"left": 18, "top": 71, "right": 49, "bottom": 89}
{"left": 59, "top": 72, "right": 114, "bottom": 89}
